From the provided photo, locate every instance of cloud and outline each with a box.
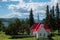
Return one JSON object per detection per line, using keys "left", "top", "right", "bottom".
{"left": 1, "top": 0, "right": 60, "bottom": 20}
{"left": 10, "top": 0, "right": 18, "bottom": 1}
{"left": 0, "top": 11, "right": 22, "bottom": 18}
{"left": 15, "top": 8, "right": 29, "bottom": 13}
{"left": 8, "top": 4, "right": 16, "bottom": 9}
{"left": 1, "top": 0, "right": 18, "bottom": 2}
{"left": 8, "top": 0, "right": 48, "bottom": 18}
{"left": 1, "top": 0, "right": 8, "bottom": 2}
{"left": 7, "top": 0, "right": 60, "bottom": 19}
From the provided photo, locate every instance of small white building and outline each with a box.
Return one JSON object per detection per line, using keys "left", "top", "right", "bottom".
{"left": 30, "top": 23, "right": 50, "bottom": 38}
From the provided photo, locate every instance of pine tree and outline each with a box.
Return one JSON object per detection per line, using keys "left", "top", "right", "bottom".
{"left": 56, "top": 3, "right": 60, "bottom": 34}
{"left": 52, "top": 6, "right": 56, "bottom": 30}
{"left": 49, "top": 6, "right": 56, "bottom": 30}
{"left": 28, "top": 9, "right": 34, "bottom": 35}
{"left": 46, "top": 5, "right": 50, "bottom": 19}
{"left": 45, "top": 5, "right": 50, "bottom": 28}
{"left": 49, "top": 9, "right": 53, "bottom": 29}
{"left": 52, "top": 6, "right": 55, "bottom": 18}
{"left": 29, "top": 9, "right": 34, "bottom": 27}
{"left": 45, "top": 5, "right": 56, "bottom": 31}
{"left": 56, "top": 3, "right": 59, "bottom": 19}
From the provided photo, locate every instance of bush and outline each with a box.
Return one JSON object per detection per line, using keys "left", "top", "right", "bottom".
{"left": 5, "top": 29, "right": 11, "bottom": 35}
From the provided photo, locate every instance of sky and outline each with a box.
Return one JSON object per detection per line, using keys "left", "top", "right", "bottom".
{"left": 0, "top": 0, "right": 60, "bottom": 20}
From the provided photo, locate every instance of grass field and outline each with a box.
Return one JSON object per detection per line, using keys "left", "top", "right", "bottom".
{"left": 0, "top": 32, "right": 36, "bottom": 40}
{"left": 52, "top": 35, "right": 60, "bottom": 40}
{"left": 52, "top": 30, "right": 60, "bottom": 40}
{"left": 0, "top": 31, "right": 60, "bottom": 40}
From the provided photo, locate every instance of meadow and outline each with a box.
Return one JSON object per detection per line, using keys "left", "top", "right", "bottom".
{"left": 0, "top": 32, "right": 36, "bottom": 40}
{"left": 0, "top": 31, "right": 60, "bottom": 40}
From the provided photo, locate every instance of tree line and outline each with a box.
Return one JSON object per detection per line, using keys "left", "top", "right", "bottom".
{"left": 0, "top": 3, "right": 60, "bottom": 35}
{"left": 44, "top": 3, "right": 60, "bottom": 34}
{"left": 0, "top": 9, "right": 34, "bottom": 35}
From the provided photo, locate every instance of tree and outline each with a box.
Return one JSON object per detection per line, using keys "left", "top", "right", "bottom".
{"left": 28, "top": 9, "right": 34, "bottom": 35}
{"left": 43, "top": 3, "right": 60, "bottom": 34}
{"left": 52, "top": 6, "right": 55, "bottom": 18}
{"left": 13, "top": 18, "right": 21, "bottom": 32}
{"left": 45, "top": 5, "right": 56, "bottom": 31}
{"left": 5, "top": 18, "right": 21, "bottom": 35}
{"left": 45, "top": 5, "right": 50, "bottom": 28}
{"left": 0, "top": 18, "right": 5, "bottom": 31}
{"left": 56, "top": 3, "right": 60, "bottom": 33}
{"left": 49, "top": 7, "right": 56, "bottom": 31}
{"left": 25, "top": 18, "right": 30, "bottom": 34}
{"left": 19, "top": 20, "right": 25, "bottom": 34}
{"left": 51, "top": 6, "right": 56, "bottom": 30}
{"left": 29, "top": 9, "right": 34, "bottom": 27}
{"left": 56, "top": 3, "right": 59, "bottom": 19}
{"left": 46, "top": 5, "right": 50, "bottom": 19}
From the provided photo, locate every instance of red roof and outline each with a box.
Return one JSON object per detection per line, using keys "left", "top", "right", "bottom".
{"left": 31, "top": 23, "right": 50, "bottom": 32}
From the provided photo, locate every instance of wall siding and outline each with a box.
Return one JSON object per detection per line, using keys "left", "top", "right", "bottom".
{"left": 38, "top": 24, "right": 48, "bottom": 38}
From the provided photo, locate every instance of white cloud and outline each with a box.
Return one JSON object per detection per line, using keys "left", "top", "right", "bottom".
{"left": 49, "top": 0, "right": 58, "bottom": 7}
{"left": 1, "top": 0, "right": 60, "bottom": 19}
{"left": 0, "top": 11, "right": 22, "bottom": 18}
{"left": 8, "top": 4, "right": 16, "bottom": 9}
{"left": 10, "top": 0, "right": 18, "bottom": 1}
{"left": 7, "top": 0, "right": 59, "bottom": 18}
{"left": 1, "top": 0, "right": 8, "bottom": 2}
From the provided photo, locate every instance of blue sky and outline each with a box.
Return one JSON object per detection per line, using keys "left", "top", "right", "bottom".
{"left": 0, "top": 1, "right": 19, "bottom": 15}
{"left": 0, "top": 0, "right": 59, "bottom": 20}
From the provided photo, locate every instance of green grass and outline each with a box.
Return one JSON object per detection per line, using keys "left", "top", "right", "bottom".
{"left": 52, "top": 35, "right": 60, "bottom": 40}
{"left": 52, "top": 30, "right": 60, "bottom": 40}
{"left": 0, "top": 32, "right": 36, "bottom": 40}
{"left": 0, "top": 31, "right": 60, "bottom": 40}
{"left": 0, "top": 32, "right": 11, "bottom": 40}
{"left": 38, "top": 38, "right": 49, "bottom": 40}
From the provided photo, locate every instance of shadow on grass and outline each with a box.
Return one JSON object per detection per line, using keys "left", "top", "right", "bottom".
{"left": 36, "top": 37, "right": 54, "bottom": 40}
{"left": 9, "top": 34, "right": 34, "bottom": 39}
{"left": 48, "top": 37, "right": 54, "bottom": 40}
{"left": 57, "top": 34, "right": 60, "bottom": 36}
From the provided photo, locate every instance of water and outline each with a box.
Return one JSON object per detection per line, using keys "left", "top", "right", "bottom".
{"left": 2, "top": 22, "right": 9, "bottom": 27}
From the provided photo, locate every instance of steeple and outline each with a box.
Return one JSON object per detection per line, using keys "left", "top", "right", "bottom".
{"left": 37, "top": 13, "right": 39, "bottom": 22}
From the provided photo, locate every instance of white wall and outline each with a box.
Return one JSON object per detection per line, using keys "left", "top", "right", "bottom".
{"left": 38, "top": 24, "right": 49, "bottom": 38}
